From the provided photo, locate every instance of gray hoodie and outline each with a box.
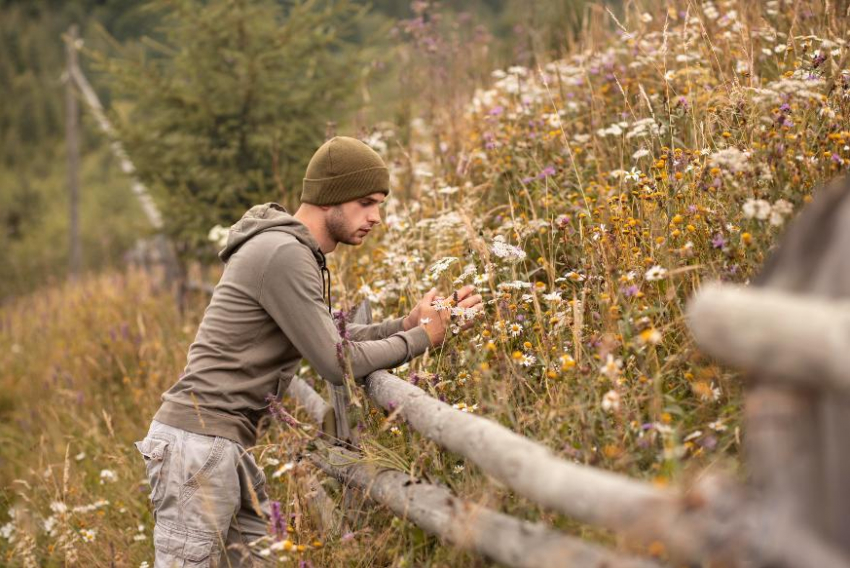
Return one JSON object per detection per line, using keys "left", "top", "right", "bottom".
{"left": 153, "top": 203, "right": 431, "bottom": 447}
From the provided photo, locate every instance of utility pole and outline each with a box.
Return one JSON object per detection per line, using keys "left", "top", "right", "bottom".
{"left": 66, "top": 24, "right": 81, "bottom": 279}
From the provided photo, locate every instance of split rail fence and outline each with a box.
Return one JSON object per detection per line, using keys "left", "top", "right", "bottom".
{"left": 285, "top": 178, "right": 850, "bottom": 568}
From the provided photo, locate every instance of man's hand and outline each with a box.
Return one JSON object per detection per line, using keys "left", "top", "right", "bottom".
{"left": 417, "top": 287, "right": 451, "bottom": 347}
{"left": 406, "top": 285, "right": 484, "bottom": 347}
{"left": 403, "top": 284, "right": 479, "bottom": 331}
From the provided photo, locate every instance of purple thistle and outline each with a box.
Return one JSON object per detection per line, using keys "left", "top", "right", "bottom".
{"left": 266, "top": 394, "right": 299, "bottom": 427}
{"left": 270, "top": 500, "right": 287, "bottom": 540}
{"left": 711, "top": 233, "right": 727, "bottom": 249}
{"left": 621, "top": 284, "right": 639, "bottom": 298}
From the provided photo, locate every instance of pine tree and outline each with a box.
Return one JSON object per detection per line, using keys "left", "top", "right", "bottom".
{"left": 89, "top": 0, "right": 376, "bottom": 258}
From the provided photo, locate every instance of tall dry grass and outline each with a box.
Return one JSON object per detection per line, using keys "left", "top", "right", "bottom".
{"left": 4, "top": 0, "right": 850, "bottom": 565}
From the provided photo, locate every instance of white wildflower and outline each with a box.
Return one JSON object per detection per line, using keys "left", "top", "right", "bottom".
{"left": 708, "top": 420, "right": 728, "bottom": 432}
{"left": 684, "top": 430, "right": 703, "bottom": 442}
{"left": 428, "top": 256, "right": 459, "bottom": 278}
{"left": 0, "top": 522, "right": 14, "bottom": 542}
{"left": 742, "top": 198, "right": 771, "bottom": 220}
{"left": 508, "top": 322, "right": 523, "bottom": 337}
{"left": 50, "top": 501, "right": 68, "bottom": 514}
{"left": 498, "top": 280, "right": 532, "bottom": 290}
{"left": 601, "top": 354, "right": 623, "bottom": 379}
{"left": 99, "top": 469, "right": 117, "bottom": 484}
{"left": 624, "top": 167, "right": 642, "bottom": 182}
{"left": 43, "top": 516, "right": 57, "bottom": 536}
{"left": 709, "top": 147, "right": 751, "bottom": 173}
{"left": 80, "top": 528, "right": 97, "bottom": 543}
{"left": 452, "top": 402, "right": 479, "bottom": 413}
{"left": 207, "top": 225, "right": 229, "bottom": 248}
{"left": 271, "top": 462, "right": 295, "bottom": 479}
{"left": 632, "top": 148, "right": 651, "bottom": 160}
{"left": 453, "top": 263, "right": 478, "bottom": 285}
{"left": 542, "top": 291, "right": 563, "bottom": 303}
{"left": 772, "top": 198, "right": 793, "bottom": 216}
{"left": 491, "top": 235, "right": 527, "bottom": 263}
{"left": 473, "top": 272, "right": 490, "bottom": 285}
{"left": 601, "top": 390, "right": 621, "bottom": 412}
{"left": 644, "top": 265, "right": 668, "bottom": 281}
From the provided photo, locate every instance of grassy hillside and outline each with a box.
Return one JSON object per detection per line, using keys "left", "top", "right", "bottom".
{"left": 3, "top": 0, "right": 850, "bottom": 565}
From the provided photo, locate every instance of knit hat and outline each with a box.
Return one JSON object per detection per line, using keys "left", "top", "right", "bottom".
{"left": 301, "top": 136, "right": 390, "bottom": 205}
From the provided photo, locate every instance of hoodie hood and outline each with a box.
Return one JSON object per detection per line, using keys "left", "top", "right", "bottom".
{"left": 218, "top": 202, "right": 333, "bottom": 313}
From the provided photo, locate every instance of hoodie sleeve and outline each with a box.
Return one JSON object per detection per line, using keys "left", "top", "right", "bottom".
{"left": 346, "top": 317, "right": 406, "bottom": 341}
{"left": 258, "top": 243, "right": 432, "bottom": 385}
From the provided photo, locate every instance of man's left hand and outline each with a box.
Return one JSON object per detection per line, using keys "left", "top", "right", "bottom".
{"left": 403, "top": 284, "right": 480, "bottom": 331}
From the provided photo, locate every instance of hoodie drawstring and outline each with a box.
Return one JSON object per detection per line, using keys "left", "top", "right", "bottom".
{"left": 318, "top": 250, "right": 332, "bottom": 315}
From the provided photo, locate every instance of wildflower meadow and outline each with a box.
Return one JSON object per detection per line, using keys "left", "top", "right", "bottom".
{"left": 2, "top": 0, "right": 850, "bottom": 565}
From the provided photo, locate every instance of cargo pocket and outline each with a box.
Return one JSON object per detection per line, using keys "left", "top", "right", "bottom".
{"left": 154, "top": 522, "right": 215, "bottom": 568}
{"left": 134, "top": 435, "right": 173, "bottom": 509}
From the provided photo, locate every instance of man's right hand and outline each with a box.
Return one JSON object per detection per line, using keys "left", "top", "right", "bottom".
{"left": 418, "top": 287, "right": 452, "bottom": 347}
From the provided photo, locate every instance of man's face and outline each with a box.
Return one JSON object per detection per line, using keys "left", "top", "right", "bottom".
{"left": 325, "top": 192, "right": 386, "bottom": 246}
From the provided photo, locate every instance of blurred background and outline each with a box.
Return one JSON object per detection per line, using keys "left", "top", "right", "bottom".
{"left": 0, "top": 0, "right": 613, "bottom": 302}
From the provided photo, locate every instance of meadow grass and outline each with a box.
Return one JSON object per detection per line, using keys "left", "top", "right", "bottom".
{"left": 3, "top": 0, "right": 850, "bottom": 565}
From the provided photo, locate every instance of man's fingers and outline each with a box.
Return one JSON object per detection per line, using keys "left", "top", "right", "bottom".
{"left": 458, "top": 294, "right": 483, "bottom": 308}
{"left": 455, "top": 284, "right": 476, "bottom": 302}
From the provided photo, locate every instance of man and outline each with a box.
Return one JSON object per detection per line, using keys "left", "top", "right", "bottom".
{"left": 134, "top": 136, "right": 484, "bottom": 567}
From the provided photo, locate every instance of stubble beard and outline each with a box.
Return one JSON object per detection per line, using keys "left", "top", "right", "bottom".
{"left": 326, "top": 206, "right": 361, "bottom": 246}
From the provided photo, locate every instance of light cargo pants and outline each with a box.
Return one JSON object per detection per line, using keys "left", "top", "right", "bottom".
{"left": 134, "top": 420, "right": 272, "bottom": 567}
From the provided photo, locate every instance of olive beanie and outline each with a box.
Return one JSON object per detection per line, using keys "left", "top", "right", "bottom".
{"left": 301, "top": 136, "right": 390, "bottom": 206}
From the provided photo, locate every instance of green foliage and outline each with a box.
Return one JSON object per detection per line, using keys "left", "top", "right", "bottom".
{"left": 0, "top": 143, "right": 150, "bottom": 300}
{"left": 89, "top": 0, "right": 380, "bottom": 258}
{"left": 0, "top": 0, "right": 159, "bottom": 301}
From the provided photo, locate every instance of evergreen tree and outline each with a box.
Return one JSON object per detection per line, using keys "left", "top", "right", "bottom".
{"left": 89, "top": 0, "right": 378, "bottom": 258}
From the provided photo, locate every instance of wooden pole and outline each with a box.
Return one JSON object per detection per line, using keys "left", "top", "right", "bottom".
{"left": 287, "top": 376, "right": 336, "bottom": 438}
{"left": 65, "top": 25, "right": 81, "bottom": 280}
{"left": 687, "top": 284, "right": 850, "bottom": 394}
{"left": 62, "top": 39, "right": 184, "bottom": 298}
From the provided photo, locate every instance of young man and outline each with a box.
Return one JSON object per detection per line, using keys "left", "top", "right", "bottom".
{"left": 134, "top": 136, "right": 483, "bottom": 567}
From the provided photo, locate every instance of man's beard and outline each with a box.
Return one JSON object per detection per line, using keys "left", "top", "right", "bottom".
{"left": 326, "top": 206, "right": 359, "bottom": 245}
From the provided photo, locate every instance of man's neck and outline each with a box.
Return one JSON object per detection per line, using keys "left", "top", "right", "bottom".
{"left": 293, "top": 207, "right": 337, "bottom": 254}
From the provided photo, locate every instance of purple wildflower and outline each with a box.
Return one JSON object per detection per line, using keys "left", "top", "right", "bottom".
{"left": 270, "top": 501, "right": 287, "bottom": 540}
{"left": 711, "top": 233, "right": 727, "bottom": 249}
{"left": 621, "top": 284, "right": 639, "bottom": 297}
{"left": 266, "top": 394, "right": 299, "bottom": 427}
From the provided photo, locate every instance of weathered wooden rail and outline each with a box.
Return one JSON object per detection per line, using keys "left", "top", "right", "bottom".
{"left": 282, "top": 176, "right": 850, "bottom": 568}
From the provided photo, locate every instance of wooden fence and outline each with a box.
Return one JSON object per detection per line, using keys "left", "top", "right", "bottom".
{"left": 285, "top": 178, "right": 850, "bottom": 567}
